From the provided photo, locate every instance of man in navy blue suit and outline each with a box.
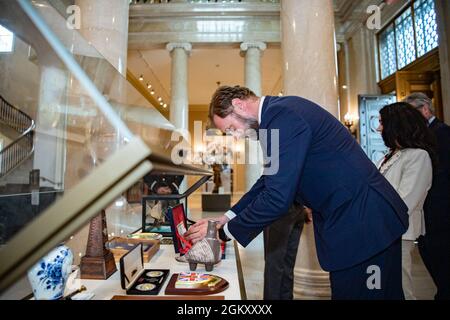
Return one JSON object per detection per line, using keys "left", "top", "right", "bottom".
{"left": 185, "top": 86, "right": 409, "bottom": 300}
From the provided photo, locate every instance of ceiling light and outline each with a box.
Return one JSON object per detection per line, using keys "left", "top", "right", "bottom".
{"left": 163, "top": 104, "right": 168, "bottom": 108}
{"left": 147, "top": 83, "right": 152, "bottom": 89}
{"left": 158, "top": 97, "right": 162, "bottom": 102}
{"left": 150, "top": 90, "right": 155, "bottom": 95}
{"left": 139, "top": 75, "right": 144, "bottom": 81}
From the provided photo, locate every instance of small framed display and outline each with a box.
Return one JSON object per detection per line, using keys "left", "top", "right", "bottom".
{"left": 119, "top": 243, "right": 169, "bottom": 296}
{"left": 107, "top": 237, "right": 160, "bottom": 263}
{"left": 167, "top": 204, "right": 192, "bottom": 255}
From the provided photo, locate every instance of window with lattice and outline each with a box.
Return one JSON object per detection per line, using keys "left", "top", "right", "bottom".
{"left": 378, "top": 0, "right": 439, "bottom": 80}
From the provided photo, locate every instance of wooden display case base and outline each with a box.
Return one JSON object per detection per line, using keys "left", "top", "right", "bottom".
{"left": 80, "top": 252, "right": 117, "bottom": 280}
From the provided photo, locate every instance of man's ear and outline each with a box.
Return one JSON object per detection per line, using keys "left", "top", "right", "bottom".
{"left": 231, "top": 98, "right": 244, "bottom": 111}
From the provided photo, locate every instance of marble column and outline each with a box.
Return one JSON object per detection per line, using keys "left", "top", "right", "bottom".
{"left": 435, "top": 0, "right": 450, "bottom": 124}
{"left": 166, "top": 43, "right": 191, "bottom": 134}
{"left": 240, "top": 42, "right": 267, "bottom": 191}
{"left": 76, "top": 0, "right": 129, "bottom": 76}
{"left": 167, "top": 43, "right": 191, "bottom": 195}
{"left": 282, "top": 0, "right": 338, "bottom": 299}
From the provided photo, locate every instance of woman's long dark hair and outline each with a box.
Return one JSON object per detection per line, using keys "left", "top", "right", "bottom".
{"left": 379, "top": 102, "right": 437, "bottom": 168}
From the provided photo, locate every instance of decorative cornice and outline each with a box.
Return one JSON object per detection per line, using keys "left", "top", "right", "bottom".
{"left": 129, "top": 2, "right": 281, "bottom": 18}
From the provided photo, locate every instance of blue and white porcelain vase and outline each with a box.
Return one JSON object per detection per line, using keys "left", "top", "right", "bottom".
{"left": 27, "top": 244, "right": 73, "bottom": 300}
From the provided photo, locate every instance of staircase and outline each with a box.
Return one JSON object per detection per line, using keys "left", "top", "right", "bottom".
{"left": 0, "top": 95, "right": 35, "bottom": 179}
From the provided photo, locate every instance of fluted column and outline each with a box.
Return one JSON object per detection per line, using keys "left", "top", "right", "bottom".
{"left": 240, "top": 42, "right": 267, "bottom": 191}
{"left": 282, "top": 0, "right": 338, "bottom": 299}
{"left": 76, "top": 0, "right": 129, "bottom": 75}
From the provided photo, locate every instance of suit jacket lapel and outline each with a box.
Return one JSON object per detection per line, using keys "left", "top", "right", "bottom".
{"left": 429, "top": 118, "right": 439, "bottom": 130}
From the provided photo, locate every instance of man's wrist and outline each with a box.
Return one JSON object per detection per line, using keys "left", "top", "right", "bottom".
{"left": 215, "top": 214, "right": 230, "bottom": 228}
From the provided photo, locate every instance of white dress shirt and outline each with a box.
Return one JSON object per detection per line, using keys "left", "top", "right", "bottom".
{"left": 428, "top": 116, "right": 436, "bottom": 126}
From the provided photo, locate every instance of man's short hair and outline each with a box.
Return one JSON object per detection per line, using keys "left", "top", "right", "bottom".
{"left": 208, "top": 86, "right": 256, "bottom": 126}
{"left": 403, "top": 92, "right": 435, "bottom": 114}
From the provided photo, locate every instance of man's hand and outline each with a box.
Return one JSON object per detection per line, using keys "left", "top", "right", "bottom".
{"left": 185, "top": 215, "right": 230, "bottom": 244}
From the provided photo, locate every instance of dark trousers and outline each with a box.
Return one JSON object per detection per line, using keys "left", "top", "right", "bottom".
{"left": 418, "top": 234, "right": 450, "bottom": 300}
{"left": 330, "top": 238, "right": 404, "bottom": 300}
{"left": 263, "top": 204, "right": 305, "bottom": 300}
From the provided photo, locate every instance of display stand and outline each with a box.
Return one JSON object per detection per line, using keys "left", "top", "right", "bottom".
{"left": 141, "top": 176, "right": 212, "bottom": 234}
{"left": 80, "top": 210, "right": 117, "bottom": 280}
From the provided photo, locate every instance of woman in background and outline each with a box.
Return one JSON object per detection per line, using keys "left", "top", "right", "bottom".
{"left": 377, "top": 102, "right": 436, "bottom": 300}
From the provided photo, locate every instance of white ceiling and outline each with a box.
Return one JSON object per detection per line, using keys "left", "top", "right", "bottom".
{"left": 127, "top": 45, "right": 283, "bottom": 108}
{"left": 126, "top": 0, "right": 378, "bottom": 108}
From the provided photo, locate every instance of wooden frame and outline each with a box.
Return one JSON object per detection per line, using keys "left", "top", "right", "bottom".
{"left": 107, "top": 237, "right": 160, "bottom": 263}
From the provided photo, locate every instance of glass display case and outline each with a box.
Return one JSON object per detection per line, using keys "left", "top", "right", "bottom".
{"left": 0, "top": 0, "right": 211, "bottom": 294}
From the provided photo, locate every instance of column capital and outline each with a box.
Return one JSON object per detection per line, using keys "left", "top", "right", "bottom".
{"left": 240, "top": 42, "right": 267, "bottom": 52}
{"left": 166, "top": 42, "right": 192, "bottom": 54}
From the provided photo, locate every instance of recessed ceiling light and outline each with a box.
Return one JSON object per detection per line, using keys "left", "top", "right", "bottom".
{"left": 139, "top": 75, "right": 144, "bottom": 81}
{"left": 150, "top": 90, "right": 155, "bottom": 95}
{"left": 147, "top": 83, "right": 152, "bottom": 89}
{"left": 158, "top": 97, "right": 162, "bottom": 102}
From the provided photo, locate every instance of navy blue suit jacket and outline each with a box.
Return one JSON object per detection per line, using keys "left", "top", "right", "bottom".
{"left": 227, "top": 96, "right": 409, "bottom": 272}
{"left": 424, "top": 119, "right": 450, "bottom": 235}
